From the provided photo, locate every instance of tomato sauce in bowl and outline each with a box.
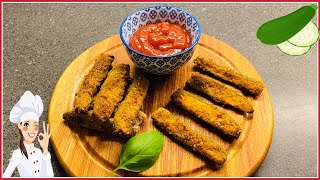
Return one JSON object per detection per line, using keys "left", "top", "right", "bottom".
{"left": 129, "top": 22, "right": 192, "bottom": 56}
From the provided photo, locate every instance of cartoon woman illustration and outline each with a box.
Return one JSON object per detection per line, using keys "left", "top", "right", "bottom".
{"left": 3, "top": 91, "right": 54, "bottom": 177}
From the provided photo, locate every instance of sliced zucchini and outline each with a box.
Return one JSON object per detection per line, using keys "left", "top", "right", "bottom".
{"left": 288, "top": 21, "right": 319, "bottom": 47}
{"left": 277, "top": 41, "right": 311, "bottom": 56}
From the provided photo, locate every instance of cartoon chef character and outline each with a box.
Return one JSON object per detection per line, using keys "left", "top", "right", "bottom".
{"left": 3, "top": 91, "right": 54, "bottom": 177}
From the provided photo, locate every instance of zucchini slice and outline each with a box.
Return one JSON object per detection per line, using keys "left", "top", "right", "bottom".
{"left": 277, "top": 41, "right": 311, "bottom": 56}
{"left": 288, "top": 21, "right": 319, "bottom": 47}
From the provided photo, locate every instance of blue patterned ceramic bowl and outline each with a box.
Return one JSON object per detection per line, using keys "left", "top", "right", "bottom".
{"left": 120, "top": 6, "right": 201, "bottom": 75}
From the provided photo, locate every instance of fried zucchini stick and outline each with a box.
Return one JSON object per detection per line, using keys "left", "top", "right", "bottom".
{"left": 187, "top": 72, "right": 254, "bottom": 113}
{"left": 63, "top": 110, "right": 146, "bottom": 133}
{"left": 171, "top": 89, "right": 241, "bottom": 139}
{"left": 92, "top": 64, "right": 130, "bottom": 122}
{"left": 152, "top": 107, "right": 227, "bottom": 165}
{"left": 110, "top": 75, "right": 150, "bottom": 136}
{"left": 74, "top": 53, "right": 114, "bottom": 112}
{"left": 194, "top": 57, "right": 264, "bottom": 96}
{"left": 63, "top": 111, "right": 108, "bottom": 131}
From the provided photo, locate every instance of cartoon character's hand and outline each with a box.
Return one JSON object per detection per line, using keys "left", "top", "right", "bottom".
{"left": 38, "top": 121, "right": 51, "bottom": 155}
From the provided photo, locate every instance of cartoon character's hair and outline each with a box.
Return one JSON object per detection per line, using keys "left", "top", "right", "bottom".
{"left": 18, "top": 123, "right": 28, "bottom": 159}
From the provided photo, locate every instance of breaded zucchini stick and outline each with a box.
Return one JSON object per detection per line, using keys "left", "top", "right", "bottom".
{"left": 187, "top": 72, "right": 254, "bottom": 113}
{"left": 92, "top": 64, "right": 130, "bottom": 122}
{"left": 171, "top": 89, "right": 241, "bottom": 139}
{"left": 110, "top": 75, "right": 150, "bottom": 136}
{"left": 63, "top": 110, "right": 146, "bottom": 133}
{"left": 63, "top": 111, "right": 108, "bottom": 132}
{"left": 74, "top": 53, "right": 114, "bottom": 113}
{"left": 194, "top": 57, "right": 264, "bottom": 96}
{"left": 152, "top": 107, "right": 227, "bottom": 165}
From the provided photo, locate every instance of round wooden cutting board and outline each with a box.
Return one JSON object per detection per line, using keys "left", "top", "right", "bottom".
{"left": 48, "top": 34, "right": 274, "bottom": 177}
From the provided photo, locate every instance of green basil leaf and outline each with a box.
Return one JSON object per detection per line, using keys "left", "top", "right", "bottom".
{"left": 109, "top": 131, "right": 164, "bottom": 175}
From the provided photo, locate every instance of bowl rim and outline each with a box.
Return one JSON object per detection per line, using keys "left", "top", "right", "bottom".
{"left": 119, "top": 5, "right": 202, "bottom": 58}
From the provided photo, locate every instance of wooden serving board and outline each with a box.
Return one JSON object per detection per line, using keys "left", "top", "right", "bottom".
{"left": 48, "top": 34, "right": 274, "bottom": 177}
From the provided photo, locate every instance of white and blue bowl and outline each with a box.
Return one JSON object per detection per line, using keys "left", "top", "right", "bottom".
{"left": 120, "top": 6, "right": 201, "bottom": 75}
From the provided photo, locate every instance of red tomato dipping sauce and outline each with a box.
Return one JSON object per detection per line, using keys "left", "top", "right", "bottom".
{"left": 129, "top": 22, "right": 192, "bottom": 56}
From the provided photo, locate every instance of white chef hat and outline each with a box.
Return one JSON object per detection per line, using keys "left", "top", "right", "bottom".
{"left": 9, "top": 91, "right": 44, "bottom": 124}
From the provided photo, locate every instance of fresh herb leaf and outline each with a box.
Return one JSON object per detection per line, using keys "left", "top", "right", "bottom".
{"left": 108, "top": 131, "right": 164, "bottom": 176}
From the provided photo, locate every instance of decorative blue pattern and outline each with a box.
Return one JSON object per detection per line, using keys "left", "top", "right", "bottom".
{"left": 179, "top": 13, "right": 186, "bottom": 22}
{"left": 156, "top": 60, "right": 165, "bottom": 67}
{"left": 120, "top": 6, "right": 201, "bottom": 75}
{"left": 140, "top": 12, "right": 147, "bottom": 21}
{"left": 193, "top": 23, "right": 197, "bottom": 33}
{"left": 159, "top": 9, "right": 168, "bottom": 18}
{"left": 169, "top": 58, "right": 177, "bottom": 65}
{"left": 144, "top": 59, "right": 152, "bottom": 65}
{"left": 187, "top": 17, "right": 192, "bottom": 26}
{"left": 126, "top": 22, "right": 131, "bottom": 31}
{"left": 132, "top": 17, "right": 138, "bottom": 26}
{"left": 169, "top": 10, "right": 177, "bottom": 19}
{"left": 150, "top": 10, "right": 157, "bottom": 19}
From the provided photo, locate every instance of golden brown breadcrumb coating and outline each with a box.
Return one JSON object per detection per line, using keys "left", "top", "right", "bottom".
{"left": 171, "top": 89, "right": 241, "bottom": 139}
{"left": 92, "top": 64, "right": 130, "bottom": 122}
{"left": 74, "top": 53, "right": 114, "bottom": 113}
{"left": 194, "top": 57, "right": 264, "bottom": 96}
{"left": 63, "top": 110, "right": 146, "bottom": 133}
{"left": 110, "top": 75, "right": 150, "bottom": 137}
{"left": 152, "top": 107, "right": 227, "bottom": 165}
{"left": 187, "top": 72, "right": 254, "bottom": 113}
